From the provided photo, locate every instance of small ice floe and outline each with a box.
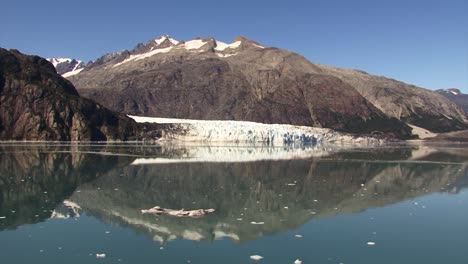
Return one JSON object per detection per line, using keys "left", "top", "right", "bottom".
{"left": 284, "top": 207, "right": 289, "bottom": 209}
{"left": 294, "top": 259, "right": 302, "bottom": 264}
{"left": 96, "top": 253, "right": 106, "bottom": 258}
{"left": 361, "top": 184, "right": 365, "bottom": 187}
{"left": 367, "top": 242, "right": 376, "bottom": 246}
{"left": 141, "top": 206, "right": 215, "bottom": 218}
{"left": 313, "top": 200, "right": 318, "bottom": 202}
{"left": 105, "top": 231, "right": 111, "bottom": 234}
{"left": 160, "top": 247, "right": 164, "bottom": 250}
{"left": 236, "top": 218, "right": 243, "bottom": 221}
{"left": 287, "top": 183, "right": 296, "bottom": 186}
{"left": 414, "top": 202, "right": 419, "bottom": 205}
{"left": 0, "top": 216, "right": 6, "bottom": 219}
{"left": 250, "top": 255, "right": 264, "bottom": 261}
{"left": 250, "top": 221, "right": 265, "bottom": 225}
{"left": 294, "top": 234, "right": 303, "bottom": 238}
{"left": 310, "top": 212, "right": 316, "bottom": 215}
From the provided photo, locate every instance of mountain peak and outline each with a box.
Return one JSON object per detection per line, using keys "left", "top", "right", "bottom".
{"left": 153, "top": 35, "right": 179, "bottom": 46}
{"left": 436, "top": 88, "right": 462, "bottom": 96}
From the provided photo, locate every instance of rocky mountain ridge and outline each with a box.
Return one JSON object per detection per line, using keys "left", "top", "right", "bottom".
{"left": 436, "top": 88, "right": 468, "bottom": 116}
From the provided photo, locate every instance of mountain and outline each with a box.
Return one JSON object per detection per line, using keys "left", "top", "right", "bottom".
{"left": 66, "top": 35, "right": 468, "bottom": 136}
{"left": 435, "top": 88, "right": 468, "bottom": 116}
{"left": 67, "top": 35, "right": 413, "bottom": 138}
{"left": 0, "top": 48, "right": 161, "bottom": 141}
{"left": 47, "top": 57, "right": 85, "bottom": 77}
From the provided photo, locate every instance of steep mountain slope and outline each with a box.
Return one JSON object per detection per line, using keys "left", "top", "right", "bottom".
{"left": 316, "top": 66, "right": 468, "bottom": 132}
{"left": 69, "top": 36, "right": 412, "bottom": 138}
{"left": 47, "top": 57, "right": 85, "bottom": 76}
{"left": 0, "top": 48, "right": 160, "bottom": 141}
{"left": 435, "top": 88, "right": 468, "bottom": 116}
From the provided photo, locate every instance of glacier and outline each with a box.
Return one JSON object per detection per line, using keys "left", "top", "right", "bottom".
{"left": 129, "top": 115, "right": 382, "bottom": 146}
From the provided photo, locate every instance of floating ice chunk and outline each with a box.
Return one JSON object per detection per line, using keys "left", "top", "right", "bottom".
{"left": 294, "top": 234, "right": 303, "bottom": 238}
{"left": 294, "top": 259, "right": 302, "bottom": 264}
{"left": 250, "top": 221, "right": 265, "bottom": 225}
{"left": 250, "top": 255, "right": 264, "bottom": 261}
{"left": 287, "top": 183, "right": 296, "bottom": 186}
{"left": 367, "top": 242, "right": 376, "bottom": 246}
{"left": 0, "top": 216, "right": 6, "bottom": 219}
{"left": 96, "top": 253, "right": 106, "bottom": 258}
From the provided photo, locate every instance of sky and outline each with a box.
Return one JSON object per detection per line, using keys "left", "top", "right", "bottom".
{"left": 2, "top": 0, "right": 468, "bottom": 93}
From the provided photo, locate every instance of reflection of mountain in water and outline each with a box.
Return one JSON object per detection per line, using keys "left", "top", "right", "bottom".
{"left": 68, "top": 147, "right": 468, "bottom": 243}
{"left": 0, "top": 144, "right": 466, "bottom": 243}
{"left": 0, "top": 144, "right": 134, "bottom": 230}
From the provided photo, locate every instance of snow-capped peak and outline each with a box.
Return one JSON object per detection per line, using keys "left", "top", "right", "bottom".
{"left": 438, "top": 88, "right": 462, "bottom": 96}
{"left": 48, "top": 58, "right": 73, "bottom": 67}
{"left": 47, "top": 57, "right": 85, "bottom": 76}
{"left": 154, "top": 35, "right": 179, "bottom": 46}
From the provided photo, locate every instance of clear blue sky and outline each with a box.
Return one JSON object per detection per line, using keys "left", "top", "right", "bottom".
{"left": 2, "top": 0, "right": 467, "bottom": 92}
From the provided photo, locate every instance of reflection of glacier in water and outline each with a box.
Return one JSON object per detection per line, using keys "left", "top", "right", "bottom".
{"left": 131, "top": 144, "right": 339, "bottom": 164}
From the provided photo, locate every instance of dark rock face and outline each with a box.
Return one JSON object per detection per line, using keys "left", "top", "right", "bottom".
{"left": 0, "top": 48, "right": 160, "bottom": 141}
{"left": 69, "top": 36, "right": 414, "bottom": 138}
{"left": 436, "top": 88, "right": 468, "bottom": 117}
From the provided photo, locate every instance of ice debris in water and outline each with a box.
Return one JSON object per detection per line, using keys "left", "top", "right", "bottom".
{"left": 294, "top": 234, "right": 303, "bottom": 238}
{"left": 250, "top": 255, "right": 264, "bottom": 261}
{"left": 367, "top": 242, "right": 376, "bottom": 246}
{"left": 96, "top": 253, "right": 106, "bottom": 258}
{"left": 0, "top": 216, "right": 6, "bottom": 219}
{"left": 294, "top": 259, "right": 302, "bottom": 264}
{"left": 250, "top": 221, "right": 265, "bottom": 225}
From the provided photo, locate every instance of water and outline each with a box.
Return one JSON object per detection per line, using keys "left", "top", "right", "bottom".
{"left": 0, "top": 143, "right": 467, "bottom": 264}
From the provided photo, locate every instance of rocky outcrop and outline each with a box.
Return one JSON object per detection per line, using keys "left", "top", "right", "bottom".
{"left": 68, "top": 36, "right": 413, "bottom": 139}
{"left": 0, "top": 48, "right": 162, "bottom": 141}
{"left": 435, "top": 88, "right": 468, "bottom": 117}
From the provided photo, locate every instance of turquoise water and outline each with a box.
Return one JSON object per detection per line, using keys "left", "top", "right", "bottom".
{"left": 0, "top": 143, "right": 467, "bottom": 264}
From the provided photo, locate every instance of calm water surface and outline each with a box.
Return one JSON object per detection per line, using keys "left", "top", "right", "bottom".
{"left": 0, "top": 143, "right": 467, "bottom": 264}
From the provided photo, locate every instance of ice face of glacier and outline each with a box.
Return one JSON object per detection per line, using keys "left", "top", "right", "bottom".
{"left": 128, "top": 116, "right": 383, "bottom": 146}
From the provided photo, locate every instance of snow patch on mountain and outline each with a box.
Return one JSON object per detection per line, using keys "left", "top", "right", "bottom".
{"left": 184, "top": 39, "right": 207, "bottom": 50}
{"left": 113, "top": 47, "right": 173, "bottom": 67}
{"left": 215, "top": 40, "right": 241, "bottom": 51}
{"left": 62, "top": 68, "right": 84, "bottom": 77}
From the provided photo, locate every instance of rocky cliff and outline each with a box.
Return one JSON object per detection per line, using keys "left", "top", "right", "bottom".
{"left": 0, "top": 48, "right": 161, "bottom": 141}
